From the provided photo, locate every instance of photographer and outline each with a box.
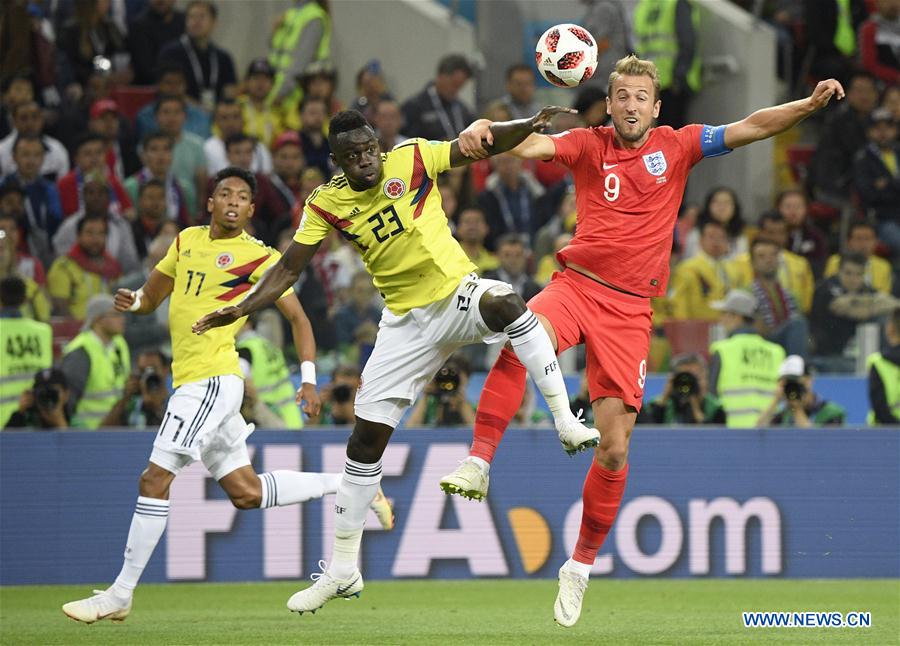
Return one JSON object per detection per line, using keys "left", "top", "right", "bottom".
{"left": 308, "top": 365, "right": 362, "bottom": 426}
{"left": 101, "top": 350, "right": 172, "bottom": 428}
{"left": 757, "top": 355, "right": 846, "bottom": 428}
{"left": 5, "top": 368, "right": 71, "bottom": 430}
{"left": 407, "top": 356, "right": 476, "bottom": 427}
{"left": 639, "top": 354, "right": 726, "bottom": 425}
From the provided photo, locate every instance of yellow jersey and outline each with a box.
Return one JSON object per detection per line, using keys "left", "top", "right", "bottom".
{"left": 728, "top": 249, "right": 814, "bottom": 313}
{"left": 293, "top": 138, "right": 475, "bottom": 314}
{"left": 156, "top": 226, "right": 291, "bottom": 388}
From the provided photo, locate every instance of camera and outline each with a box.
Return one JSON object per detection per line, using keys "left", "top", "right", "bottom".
{"left": 332, "top": 383, "right": 353, "bottom": 404}
{"left": 671, "top": 371, "right": 699, "bottom": 406}
{"left": 33, "top": 383, "right": 60, "bottom": 411}
{"left": 140, "top": 368, "right": 163, "bottom": 392}
{"left": 434, "top": 365, "right": 460, "bottom": 402}
{"left": 783, "top": 378, "right": 806, "bottom": 401}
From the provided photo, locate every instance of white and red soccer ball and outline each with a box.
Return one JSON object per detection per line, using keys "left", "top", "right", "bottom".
{"left": 535, "top": 23, "right": 599, "bottom": 88}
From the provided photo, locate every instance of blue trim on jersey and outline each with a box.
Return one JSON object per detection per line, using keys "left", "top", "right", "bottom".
{"left": 410, "top": 176, "right": 432, "bottom": 205}
{"left": 700, "top": 124, "right": 732, "bottom": 158}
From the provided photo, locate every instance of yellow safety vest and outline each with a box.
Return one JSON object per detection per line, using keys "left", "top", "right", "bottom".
{"left": 833, "top": 0, "right": 856, "bottom": 57}
{"left": 633, "top": 0, "right": 702, "bottom": 92}
{"left": 711, "top": 332, "right": 785, "bottom": 428}
{"left": 63, "top": 331, "right": 130, "bottom": 429}
{"left": 867, "top": 353, "right": 900, "bottom": 425}
{"left": 237, "top": 334, "right": 303, "bottom": 429}
{"left": 268, "top": 2, "right": 331, "bottom": 103}
{"left": 0, "top": 316, "right": 52, "bottom": 427}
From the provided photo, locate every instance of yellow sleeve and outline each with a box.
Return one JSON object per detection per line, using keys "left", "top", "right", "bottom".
{"left": 251, "top": 247, "right": 294, "bottom": 299}
{"left": 292, "top": 196, "right": 332, "bottom": 247}
{"left": 727, "top": 256, "right": 752, "bottom": 289}
{"left": 47, "top": 259, "right": 71, "bottom": 300}
{"left": 823, "top": 254, "right": 839, "bottom": 279}
{"left": 798, "top": 259, "right": 813, "bottom": 313}
{"left": 669, "top": 265, "right": 693, "bottom": 320}
{"left": 417, "top": 138, "right": 452, "bottom": 176}
{"left": 29, "top": 282, "right": 51, "bottom": 322}
{"left": 155, "top": 235, "right": 179, "bottom": 278}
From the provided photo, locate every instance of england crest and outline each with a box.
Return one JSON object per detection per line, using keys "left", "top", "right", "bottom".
{"left": 642, "top": 150, "right": 667, "bottom": 176}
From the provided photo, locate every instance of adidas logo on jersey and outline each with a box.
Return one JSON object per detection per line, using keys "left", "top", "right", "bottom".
{"left": 181, "top": 249, "right": 191, "bottom": 258}
{"left": 349, "top": 207, "right": 361, "bottom": 216}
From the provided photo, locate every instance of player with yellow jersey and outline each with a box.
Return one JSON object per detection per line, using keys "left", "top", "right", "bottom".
{"left": 62, "top": 168, "right": 393, "bottom": 625}
{"left": 194, "top": 110, "right": 599, "bottom": 614}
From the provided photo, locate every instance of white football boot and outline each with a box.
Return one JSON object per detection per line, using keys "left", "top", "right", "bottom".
{"left": 556, "top": 409, "right": 600, "bottom": 456}
{"left": 62, "top": 588, "right": 131, "bottom": 624}
{"left": 439, "top": 458, "right": 489, "bottom": 501}
{"left": 553, "top": 562, "right": 588, "bottom": 627}
{"left": 287, "top": 560, "right": 363, "bottom": 614}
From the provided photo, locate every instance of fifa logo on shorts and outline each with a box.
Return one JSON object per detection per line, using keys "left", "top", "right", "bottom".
{"left": 544, "top": 360, "right": 558, "bottom": 375}
{"left": 335, "top": 505, "right": 346, "bottom": 515}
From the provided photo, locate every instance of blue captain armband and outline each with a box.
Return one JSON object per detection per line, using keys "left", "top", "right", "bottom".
{"left": 700, "top": 124, "right": 732, "bottom": 158}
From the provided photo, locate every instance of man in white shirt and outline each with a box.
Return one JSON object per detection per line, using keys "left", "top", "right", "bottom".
{"left": 0, "top": 101, "right": 69, "bottom": 181}
{"left": 203, "top": 99, "right": 271, "bottom": 175}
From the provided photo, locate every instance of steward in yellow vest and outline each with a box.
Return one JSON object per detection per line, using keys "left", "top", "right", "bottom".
{"left": 868, "top": 308, "right": 900, "bottom": 425}
{"left": 237, "top": 324, "right": 303, "bottom": 429}
{"left": 268, "top": 0, "right": 331, "bottom": 113}
{"left": 60, "top": 295, "right": 130, "bottom": 429}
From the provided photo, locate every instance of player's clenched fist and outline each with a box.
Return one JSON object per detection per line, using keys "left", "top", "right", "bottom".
{"left": 114, "top": 288, "right": 137, "bottom": 312}
{"left": 297, "top": 383, "right": 321, "bottom": 416}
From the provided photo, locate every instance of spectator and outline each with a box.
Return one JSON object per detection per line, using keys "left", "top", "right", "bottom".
{"left": 56, "top": 133, "right": 133, "bottom": 219}
{"left": 372, "top": 99, "right": 408, "bottom": 153}
{"left": 47, "top": 212, "right": 121, "bottom": 319}
{"left": 309, "top": 364, "right": 359, "bottom": 426}
{"left": 638, "top": 352, "right": 726, "bottom": 425}
{"left": 204, "top": 99, "right": 272, "bottom": 175}
{"left": 533, "top": 188, "right": 576, "bottom": 262}
{"left": 669, "top": 220, "right": 733, "bottom": 321}
{"left": 59, "top": 293, "right": 130, "bottom": 428}
{"left": 102, "top": 349, "right": 172, "bottom": 428}
{"left": 128, "top": 179, "right": 170, "bottom": 259}
{"left": 53, "top": 172, "right": 140, "bottom": 275}
{"left": 4, "top": 368, "right": 71, "bottom": 430}
{"left": 0, "top": 210, "right": 47, "bottom": 286}
{"left": 484, "top": 234, "right": 541, "bottom": 303}
{"left": 135, "top": 65, "right": 212, "bottom": 141}
{"left": 811, "top": 253, "right": 898, "bottom": 365}
{"left": 824, "top": 221, "right": 893, "bottom": 294}
{"left": 581, "top": 0, "right": 634, "bottom": 91}
{"left": 87, "top": 98, "right": 139, "bottom": 180}
{"left": 298, "top": 96, "right": 332, "bottom": 179}
{"left": 811, "top": 71, "right": 880, "bottom": 204}
{"left": 455, "top": 206, "right": 499, "bottom": 275}
{"left": 859, "top": 0, "right": 900, "bottom": 85}
{"left": 0, "top": 76, "right": 34, "bottom": 141}
{"left": 757, "top": 355, "right": 847, "bottom": 427}
{"left": 238, "top": 58, "right": 284, "bottom": 149}
{"left": 633, "top": 0, "right": 701, "bottom": 129}
{"left": 351, "top": 59, "right": 391, "bottom": 119}
{"left": 3, "top": 136, "right": 63, "bottom": 266}
{"left": 730, "top": 213, "right": 815, "bottom": 312}
{"left": 681, "top": 186, "right": 748, "bottom": 261}
{"left": 402, "top": 54, "right": 474, "bottom": 141}
{"left": 267, "top": 0, "right": 332, "bottom": 107}
{"left": 573, "top": 85, "right": 610, "bottom": 128}
{"left": 0, "top": 276, "right": 52, "bottom": 427}
{"left": 500, "top": 64, "right": 539, "bottom": 121}
{"left": 157, "top": 0, "right": 237, "bottom": 110}
{"left": 535, "top": 233, "right": 572, "bottom": 285}
{"left": 268, "top": 131, "right": 306, "bottom": 218}
{"left": 709, "top": 289, "right": 785, "bottom": 428}
{"left": 58, "top": 0, "right": 132, "bottom": 90}
{"left": 882, "top": 83, "right": 900, "bottom": 120}
{"left": 0, "top": 224, "right": 49, "bottom": 322}
{"left": 128, "top": 0, "right": 186, "bottom": 86}
{"left": 154, "top": 95, "right": 207, "bottom": 216}
{"left": 803, "top": 0, "right": 868, "bottom": 85}
{"left": 0, "top": 101, "right": 70, "bottom": 181}
{"left": 298, "top": 61, "right": 343, "bottom": 119}
{"left": 53, "top": 68, "right": 115, "bottom": 153}
{"left": 406, "top": 356, "right": 476, "bottom": 426}
{"left": 478, "top": 153, "right": 549, "bottom": 249}
{"left": 852, "top": 107, "right": 900, "bottom": 256}
{"left": 775, "top": 188, "right": 828, "bottom": 277}
{"left": 333, "top": 270, "right": 382, "bottom": 349}
{"left": 867, "top": 306, "right": 900, "bottom": 424}
{"left": 124, "top": 132, "right": 195, "bottom": 225}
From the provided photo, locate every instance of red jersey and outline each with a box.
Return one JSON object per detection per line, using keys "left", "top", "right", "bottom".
{"left": 551, "top": 124, "right": 723, "bottom": 297}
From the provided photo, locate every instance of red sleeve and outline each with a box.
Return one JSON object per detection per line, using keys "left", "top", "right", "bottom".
{"left": 33, "top": 259, "right": 46, "bottom": 286}
{"left": 550, "top": 128, "right": 591, "bottom": 168}
{"left": 860, "top": 21, "right": 900, "bottom": 84}
{"left": 57, "top": 174, "right": 78, "bottom": 217}
{"left": 674, "top": 124, "right": 705, "bottom": 166}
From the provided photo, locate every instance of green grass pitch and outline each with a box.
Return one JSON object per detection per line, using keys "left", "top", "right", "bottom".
{"left": 2, "top": 580, "right": 897, "bottom": 645}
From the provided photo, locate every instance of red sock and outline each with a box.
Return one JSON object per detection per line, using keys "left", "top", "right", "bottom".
{"left": 573, "top": 461, "right": 630, "bottom": 565}
{"left": 470, "top": 347, "right": 527, "bottom": 462}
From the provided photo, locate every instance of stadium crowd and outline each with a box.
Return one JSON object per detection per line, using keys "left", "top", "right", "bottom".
{"left": 0, "top": 0, "right": 898, "bottom": 431}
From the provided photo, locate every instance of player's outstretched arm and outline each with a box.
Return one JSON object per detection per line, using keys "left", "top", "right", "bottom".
{"left": 275, "top": 293, "right": 322, "bottom": 416}
{"left": 114, "top": 269, "right": 174, "bottom": 315}
{"left": 192, "top": 240, "right": 321, "bottom": 334}
{"left": 451, "top": 106, "right": 576, "bottom": 166}
{"left": 724, "top": 79, "right": 844, "bottom": 149}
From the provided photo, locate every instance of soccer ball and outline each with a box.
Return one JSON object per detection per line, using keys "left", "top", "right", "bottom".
{"left": 535, "top": 23, "right": 598, "bottom": 88}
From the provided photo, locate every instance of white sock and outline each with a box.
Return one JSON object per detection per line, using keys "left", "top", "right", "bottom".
{"left": 111, "top": 496, "right": 169, "bottom": 599}
{"left": 259, "top": 471, "right": 342, "bottom": 508}
{"left": 505, "top": 311, "right": 574, "bottom": 423}
{"left": 565, "top": 557, "right": 593, "bottom": 579}
{"left": 467, "top": 456, "right": 490, "bottom": 473}
{"left": 329, "top": 458, "right": 382, "bottom": 578}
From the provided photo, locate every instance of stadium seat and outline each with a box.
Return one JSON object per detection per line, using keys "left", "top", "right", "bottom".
{"left": 50, "top": 318, "right": 82, "bottom": 359}
{"left": 662, "top": 320, "right": 713, "bottom": 361}
{"left": 109, "top": 86, "right": 157, "bottom": 123}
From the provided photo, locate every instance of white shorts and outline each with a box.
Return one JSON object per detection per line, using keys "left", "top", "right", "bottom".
{"left": 149, "top": 375, "right": 254, "bottom": 481}
{"left": 355, "top": 273, "right": 509, "bottom": 426}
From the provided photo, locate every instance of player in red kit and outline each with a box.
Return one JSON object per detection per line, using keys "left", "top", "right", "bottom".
{"left": 440, "top": 55, "right": 844, "bottom": 627}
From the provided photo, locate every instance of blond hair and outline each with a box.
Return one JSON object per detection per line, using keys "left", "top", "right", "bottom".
{"left": 607, "top": 54, "right": 660, "bottom": 101}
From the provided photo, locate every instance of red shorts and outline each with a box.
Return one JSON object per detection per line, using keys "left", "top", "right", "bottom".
{"left": 527, "top": 268, "right": 653, "bottom": 410}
